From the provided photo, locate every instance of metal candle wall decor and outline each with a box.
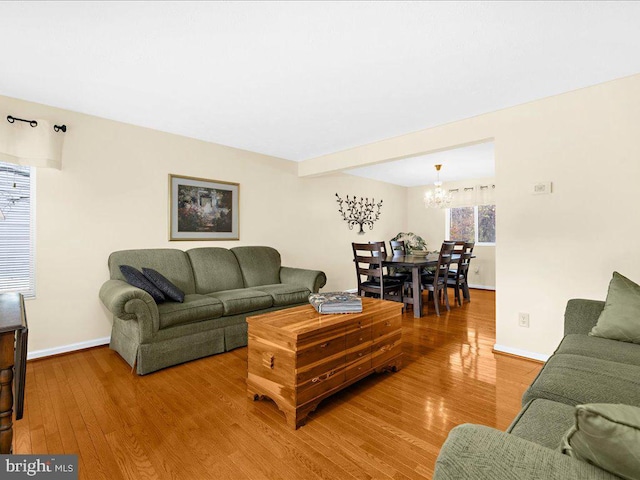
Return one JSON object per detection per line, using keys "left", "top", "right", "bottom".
{"left": 335, "top": 193, "right": 383, "bottom": 235}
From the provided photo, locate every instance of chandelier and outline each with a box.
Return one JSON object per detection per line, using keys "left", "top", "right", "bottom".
{"left": 423, "top": 164, "right": 453, "bottom": 209}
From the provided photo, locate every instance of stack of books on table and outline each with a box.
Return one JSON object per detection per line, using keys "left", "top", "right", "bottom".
{"left": 308, "top": 292, "right": 363, "bottom": 314}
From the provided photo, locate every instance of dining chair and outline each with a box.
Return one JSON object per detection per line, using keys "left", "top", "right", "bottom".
{"left": 450, "top": 240, "right": 465, "bottom": 252}
{"left": 422, "top": 240, "right": 455, "bottom": 276}
{"left": 442, "top": 240, "right": 458, "bottom": 250}
{"left": 389, "top": 240, "right": 406, "bottom": 256}
{"left": 369, "top": 240, "right": 410, "bottom": 284}
{"left": 387, "top": 239, "right": 413, "bottom": 299}
{"left": 447, "top": 242, "right": 474, "bottom": 305}
{"left": 447, "top": 240, "right": 465, "bottom": 274}
{"left": 352, "top": 242, "right": 404, "bottom": 303}
{"left": 420, "top": 241, "right": 456, "bottom": 316}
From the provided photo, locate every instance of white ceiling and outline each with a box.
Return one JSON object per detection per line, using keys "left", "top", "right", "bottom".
{"left": 345, "top": 142, "right": 495, "bottom": 187}
{"left": 0, "top": 1, "right": 639, "bottom": 163}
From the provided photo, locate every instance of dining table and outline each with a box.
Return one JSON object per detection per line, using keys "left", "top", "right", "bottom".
{"left": 382, "top": 253, "right": 449, "bottom": 318}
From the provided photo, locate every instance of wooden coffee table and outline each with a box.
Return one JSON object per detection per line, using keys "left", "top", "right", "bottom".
{"left": 246, "top": 297, "right": 403, "bottom": 429}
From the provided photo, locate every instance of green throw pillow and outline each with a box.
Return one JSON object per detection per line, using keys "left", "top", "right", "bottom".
{"left": 561, "top": 403, "right": 640, "bottom": 480}
{"left": 590, "top": 272, "right": 640, "bottom": 344}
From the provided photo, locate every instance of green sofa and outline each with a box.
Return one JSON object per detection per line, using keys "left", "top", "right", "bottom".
{"left": 99, "top": 246, "right": 326, "bottom": 375}
{"left": 434, "top": 298, "right": 640, "bottom": 479}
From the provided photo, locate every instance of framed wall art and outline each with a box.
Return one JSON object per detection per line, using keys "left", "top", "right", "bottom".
{"left": 169, "top": 174, "right": 239, "bottom": 241}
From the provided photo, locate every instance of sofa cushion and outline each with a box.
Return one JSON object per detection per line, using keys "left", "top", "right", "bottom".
{"left": 561, "top": 403, "right": 640, "bottom": 480}
{"left": 248, "top": 284, "right": 310, "bottom": 307}
{"left": 186, "top": 247, "right": 245, "bottom": 293}
{"left": 119, "top": 265, "right": 165, "bottom": 303}
{"left": 109, "top": 249, "right": 196, "bottom": 294}
{"left": 556, "top": 334, "right": 640, "bottom": 366}
{"left": 207, "top": 288, "right": 273, "bottom": 316}
{"left": 142, "top": 267, "right": 185, "bottom": 303}
{"left": 523, "top": 354, "right": 640, "bottom": 408}
{"left": 590, "top": 271, "right": 640, "bottom": 344}
{"left": 564, "top": 299, "right": 605, "bottom": 336}
{"left": 434, "top": 424, "right": 621, "bottom": 480}
{"left": 507, "top": 399, "right": 576, "bottom": 449}
{"left": 231, "top": 246, "right": 281, "bottom": 287}
{"left": 157, "top": 294, "right": 224, "bottom": 329}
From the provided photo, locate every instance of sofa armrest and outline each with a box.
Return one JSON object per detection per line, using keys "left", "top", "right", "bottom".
{"left": 434, "top": 424, "right": 618, "bottom": 480}
{"left": 280, "top": 267, "right": 327, "bottom": 293}
{"left": 99, "top": 279, "right": 160, "bottom": 341}
{"left": 564, "top": 299, "right": 605, "bottom": 336}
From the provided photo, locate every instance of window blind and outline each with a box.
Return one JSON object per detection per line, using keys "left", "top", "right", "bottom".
{"left": 0, "top": 162, "right": 34, "bottom": 296}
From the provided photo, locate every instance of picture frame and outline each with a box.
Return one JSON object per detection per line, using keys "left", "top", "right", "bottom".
{"left": 169, "top": 174, "right": 240, "bottom": 241}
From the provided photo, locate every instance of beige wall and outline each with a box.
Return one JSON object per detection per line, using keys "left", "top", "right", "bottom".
{"left": 6, "top": 73, "right": 640, "bottom": 360}
{"left": 406, "top": 177, "right": 496, "bottom": 289}
{"left": 300, "top": 73, "right": 640, "bottom": 360}
{"left": 0, "top": 95, "right": 406, "bottom": 355}
{"left": 493, "top": 76, "right": 640, "bottom": 358}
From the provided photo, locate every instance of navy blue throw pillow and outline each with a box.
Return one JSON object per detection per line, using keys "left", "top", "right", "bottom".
{"left": 142, "top": 268, "right": 185, "bottom": 303}
{"left": 119, "top": 265, "right": 165, "bottom": 304}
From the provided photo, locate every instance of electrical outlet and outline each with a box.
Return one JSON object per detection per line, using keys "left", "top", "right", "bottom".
{"left": 518, "top": 312, "right": 530, "bottom": 328}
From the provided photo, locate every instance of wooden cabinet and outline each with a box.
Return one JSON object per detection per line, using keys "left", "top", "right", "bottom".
{"left": 0, "top": 293, "right": 28, "bottom": 454}
{"left": 247, "top": 297, "right": 402, "bottom": 429}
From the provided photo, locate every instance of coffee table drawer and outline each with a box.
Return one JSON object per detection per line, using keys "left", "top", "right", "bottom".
{"left": 297, "top": 353, "right": 345, "bottom": 384}
{"left": 346, "top": 344, "right": 371, "bottom": 364}
{"left": 297, "top": 334, "right": 345, "bottom": 367}
{"left": 371, "top": 332, "right": 402, "bottom": 368}
{"left": 345, "top": 326, "right": 371, "bottom": 349}
{"left": 372, "top": 315, "right": 402, "bottom": 344}
{"left": 345, "top": 317, "right": 372, "bottom": 333}
{"left": 345, "top": 356, "right": 372, "bottom": 381}
{"left": 297, "top": 369, "right": 346, "bottom": 405}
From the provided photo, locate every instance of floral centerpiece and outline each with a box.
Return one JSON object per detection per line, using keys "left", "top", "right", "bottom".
{"left": 391, "top": 232, "right": 428, "bottom": 255}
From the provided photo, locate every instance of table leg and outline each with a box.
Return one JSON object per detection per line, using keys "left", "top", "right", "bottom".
{"left": 412, "top": 266, "right": 423, "bottom": 318}
{"left": 0, "top": 331, "right": 15, "bottom": 454}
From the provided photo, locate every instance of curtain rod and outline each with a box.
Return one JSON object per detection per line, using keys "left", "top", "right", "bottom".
{"left": 448, "top": 184, "right": 495, "bottom": 193}
{"left": 7, "top": 115, "right": 67, "bottom": 133}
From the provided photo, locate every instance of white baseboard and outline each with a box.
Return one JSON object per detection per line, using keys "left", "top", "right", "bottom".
{"left": 343, "top": 288, "right": 358, "bottom": 293}
{"left": 28, "top": 336, "right": 110, "bottom": 361}
{"left": 468, "top": 284, "right": 495, "bottom": 290}
{"left": 493, "top": 344, "right": 550, "bottom": 362}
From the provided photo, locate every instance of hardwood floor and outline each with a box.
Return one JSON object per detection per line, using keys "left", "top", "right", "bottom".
{"left": 14, "top": 289, "right": 541, "bottom": 479}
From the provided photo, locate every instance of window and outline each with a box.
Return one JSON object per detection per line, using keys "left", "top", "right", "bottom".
{"left": 477, "top": 205, "right": 496, "bottom": 243}
{"left": 0, "top": 161, "right": 35, "bottom": 296}
{"left": 446, "top": 205, "right": 495, "bottom": 245}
